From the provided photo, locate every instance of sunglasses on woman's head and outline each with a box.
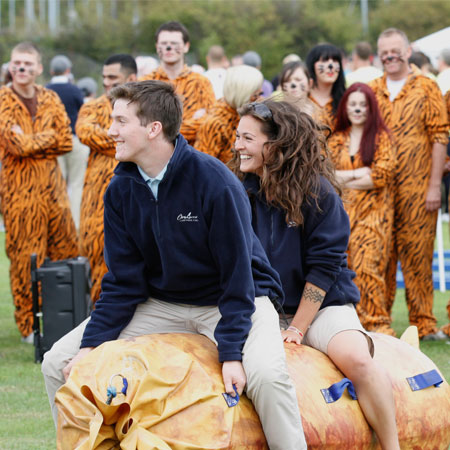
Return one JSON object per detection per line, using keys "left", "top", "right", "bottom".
{"left": 248, "top": 102, "right": 273, "bottom": 120}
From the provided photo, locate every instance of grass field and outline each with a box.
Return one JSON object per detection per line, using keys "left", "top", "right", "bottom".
{"left": 0, "top": 232, "right": 449, "bottom": 449}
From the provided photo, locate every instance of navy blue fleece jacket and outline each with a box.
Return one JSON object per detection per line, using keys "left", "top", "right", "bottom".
{"left": 81, "top": 135, "right": 283, "bottom": 361}
{"left": 244, "top": 174, "right": 360, "bottom": 314}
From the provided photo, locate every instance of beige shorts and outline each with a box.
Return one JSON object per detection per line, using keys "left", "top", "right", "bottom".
{"left": 281, "top": 303, "right": 374, "bottom": 357}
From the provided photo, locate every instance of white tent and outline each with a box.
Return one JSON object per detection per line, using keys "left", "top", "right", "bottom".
{"left": 412, "top": 26, "right": 450, "bottom": 68}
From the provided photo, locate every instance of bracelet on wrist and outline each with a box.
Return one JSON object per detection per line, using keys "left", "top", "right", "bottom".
{"left": 287, "top": 325, "right": 304, "bottom": 338}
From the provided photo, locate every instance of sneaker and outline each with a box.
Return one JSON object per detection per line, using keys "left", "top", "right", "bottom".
{"left": 420, "top": 330, "right": 449, "bottom": 341}
{"left": 21, "top": 333, "right": 34, "bottom": 344}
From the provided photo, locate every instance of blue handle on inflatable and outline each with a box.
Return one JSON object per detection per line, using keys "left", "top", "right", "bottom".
{"left": 321, "top": 377, "right": 358, "bottom": 403}
{"left": 407, "top": 369, "right": 443, "bottom": 391}
{"left": 222, "top": 384, "right": 240, "bottom": 407}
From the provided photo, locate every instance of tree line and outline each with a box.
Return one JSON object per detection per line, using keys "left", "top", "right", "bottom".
{"left": 0, "top": 0, "right": 449, "bottom": 81}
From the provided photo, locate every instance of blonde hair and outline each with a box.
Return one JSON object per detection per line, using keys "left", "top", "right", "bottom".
{"left": 223, "top": 65, "right": 263, "bottom": 109}
{"left": 11, "top": 42, "right": 41, "bottom": 63}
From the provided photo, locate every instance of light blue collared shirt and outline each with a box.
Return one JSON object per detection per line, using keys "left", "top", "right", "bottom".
{"left": 138, "top": 163, "right": 168, "bottom": 199}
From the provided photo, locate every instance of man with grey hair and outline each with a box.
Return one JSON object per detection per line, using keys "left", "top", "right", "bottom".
{"left": 47, "top": 54, "right": 89, "bottom": 230}
{"left": 437, "top": 48, "right": 450, "bottom": 95}
{"left": 242, "top": 50, "right": 273, "bottom": 97}
{"left": 370, "top": 28, "right": 449, "bottom": 340}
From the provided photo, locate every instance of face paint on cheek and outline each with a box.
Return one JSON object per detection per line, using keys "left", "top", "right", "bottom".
{"left": 317, "top": 64, "right": 325, "bottom": 74}
{"left": 381, "top": 54, "right": 405, "bottom": 65}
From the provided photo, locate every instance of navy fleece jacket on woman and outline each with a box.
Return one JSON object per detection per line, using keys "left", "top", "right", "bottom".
{"left": 80, "top": 135, "right": 283, "bottom": 362}
{"left": 244, "top": 174, "right": 360, "bottom": 315}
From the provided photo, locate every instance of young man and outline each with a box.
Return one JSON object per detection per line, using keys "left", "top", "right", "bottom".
{"left": 76, "top": 54, "right": 137, "bottom": 303}
{"left": 140, "top": 21, "right": 215, "bottom": 144}
{"left": 42, "top": 80, "right": 306, "bottom": 450}
{"left": 0, "top": 42, "right": 78, "bottom": 342}
{"left": 47, "top": 54, "right": 89, "bottom": 230}
{"left": 370, "top": 28, "right": 449, "bottom": 340}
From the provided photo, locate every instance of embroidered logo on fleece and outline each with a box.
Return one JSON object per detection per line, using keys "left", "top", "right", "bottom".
{"left": 177, "top": 212, "right": 199, "bottom": 222}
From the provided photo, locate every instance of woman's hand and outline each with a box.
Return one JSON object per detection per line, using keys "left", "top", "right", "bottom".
{"left": 353, "top": 166, "right": 372, "bottom": 178}
{"left": 282, "top": 329, "right": 303, "bottom": 345}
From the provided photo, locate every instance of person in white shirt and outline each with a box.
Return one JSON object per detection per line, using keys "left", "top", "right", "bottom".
{"left": 204, "top": 45, "right": 229, "bottom": 99}
{"left": 437, "top": 48, "right": 450, "bottom": 95}
{"left": 346, "top": 41, "right": 382, "bottom": 87}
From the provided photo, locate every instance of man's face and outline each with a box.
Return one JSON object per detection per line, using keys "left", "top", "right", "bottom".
{"left": 103, "top": 63, "right": 130, "bottom": 94}
{"left": 108, "top": 99, "right": 152, "bottom": 164}
{"left": 377, "top": 33, "right": 411, "bottom": 78}
{"left": 10, "top": 51, "right": 42, "bottom": 87}
{"left": 156, "top": 31, "right": 189, "bottom": 65}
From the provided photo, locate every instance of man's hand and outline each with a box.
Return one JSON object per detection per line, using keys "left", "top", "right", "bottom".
{"left": 425, "top": 185, "right": 441, "bottom": 211}
{"left": 11, "top": 125, "right": 23, "bottom": 135}
{"left": 62, "top": 347, "right": 94, "bottom": 381}
{"left": 222, "top": 360, "right": 247, "bottom": 396}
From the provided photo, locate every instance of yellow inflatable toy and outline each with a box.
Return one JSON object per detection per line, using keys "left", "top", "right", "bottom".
{"left": 56, "top": 328, "right": 450, "bottom": 449}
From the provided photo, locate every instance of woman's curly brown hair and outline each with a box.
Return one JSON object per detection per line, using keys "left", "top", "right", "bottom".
{"left": 230, "top": 99, "right": 341, "bottom": 226}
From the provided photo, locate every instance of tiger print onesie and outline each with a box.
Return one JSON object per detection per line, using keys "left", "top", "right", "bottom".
{"left": 76, "top": 95, "right": 116, "bottom": 303}
{"left": 0, "top": 85, "right": 78, "bottom": 337}
{"left": 193, "top": 99, "right": 240, "bottom": 164}
{"left": 141, "top": 65, "right": 215, "bottom": 144}
{"left": 442, "top": 90, "right": 450, "bottom": 338}
{"left": 329, "top": 130, "right": 396, "bottom": 334}
{"left": 370, "top": 74, "right": 449, "bottom": 338}
{"left": 308, "top": 95, "right": 336, "bottom": 132}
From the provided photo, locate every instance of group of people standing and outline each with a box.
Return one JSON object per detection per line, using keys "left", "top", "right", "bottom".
{"left": 0, "top": 18, "right": 449, "bottom": 450}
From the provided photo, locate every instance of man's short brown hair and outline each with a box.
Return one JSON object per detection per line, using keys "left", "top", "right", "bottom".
{"left": 155, "top": 21, "right": 190, "bottom": 44}
{"left": 354, "top": 42, "right": 372, "bottom": 61}
{"left": 11, "top": 42, "right": 41, "bottom": 62}
{"left": 109, "top": 80, "right": 183, "bottom": 142}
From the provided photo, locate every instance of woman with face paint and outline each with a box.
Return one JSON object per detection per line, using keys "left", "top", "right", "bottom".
{"left": 328, "top": 82, "right": 397, "bottom": 337}
{"left": 231, "top": 99, "right": 400, "bottom": 450}
{"left": 278, "top": 61, "right": 316, "bottom": 116}
{"left": 306, "top": 43, "right": 346, "bottom": 131}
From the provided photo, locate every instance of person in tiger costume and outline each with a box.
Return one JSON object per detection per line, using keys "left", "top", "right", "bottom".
{"left": 140, "top": 21, "right": 215, "bottom": 144}
{"left": 305, "top": 43, "right": 347, "bottom": 132}
{"left": 76, "top": 54, "right": 137, "bottom": 304}
{"left": 370, "top": 28, "right": 449, "bottom": 341}
{"left": 194, "top": 65, "right": 263, "bottom": 164}
{"left": 328, "top": 82, "right": 396, "bottom": 335}
{"left": 0, "top": 42, "right": 78, "bottom": 342}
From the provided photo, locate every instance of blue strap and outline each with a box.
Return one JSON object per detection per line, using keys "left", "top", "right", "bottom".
{"left": 222, "top": 384, "right": 240, "bottom": 407}
{"left": 106, "top": 374, "right": 128, "bottom": 405}
{"left": 407, "top": 369, "right": 443, "bottom": 391}
{"left": 321, "top": 378, "right": 358, "bottom": 403}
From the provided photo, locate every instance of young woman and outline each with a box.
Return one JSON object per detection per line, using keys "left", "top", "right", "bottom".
{"left": 328, "top": 82, "right": 396, "bottom": 336}
{"left": 306, "top": 43, "right": 346, "bottom": 131}
{"left": 232, "top": 99, "right": 400, "bottom": 450}
{"left": 194, "top": 65, "right": 263, "bottom": 163}
{"left": 278, "top": 61, "right": 315, "bottom": 115}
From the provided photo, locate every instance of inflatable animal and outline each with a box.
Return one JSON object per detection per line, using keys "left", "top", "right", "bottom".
{"left": 55, "top": 328, "right": 450, "bottom": 449}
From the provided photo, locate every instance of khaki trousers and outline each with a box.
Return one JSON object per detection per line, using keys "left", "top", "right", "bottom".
{"left": 42, "top": 296, "right": 306, "bottom": 450}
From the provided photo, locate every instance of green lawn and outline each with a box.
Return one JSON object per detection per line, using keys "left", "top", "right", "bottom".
{"left": 0, "top": 231, "right": 449, "bottom": 449}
